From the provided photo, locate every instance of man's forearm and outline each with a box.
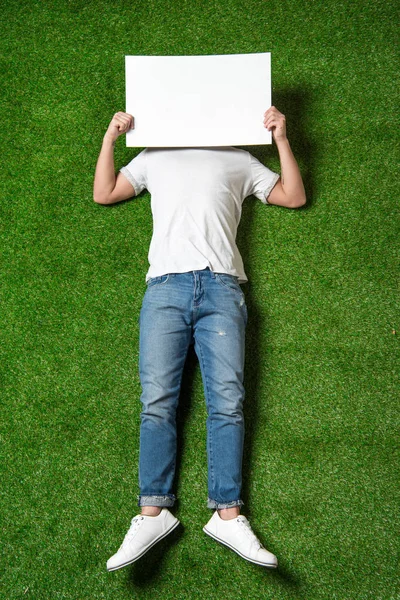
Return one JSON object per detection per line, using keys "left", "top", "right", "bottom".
{"left": 263, "top": 107, "right": 306, "bottom": 208}
{"left": 93, "top": 112, "right": 134, "bottom": 204}
{"left": 93, "top": 134, "right": 117, "bottom": 204}
{"left": 275, "top": 138, "right": 306, "bottom": 206}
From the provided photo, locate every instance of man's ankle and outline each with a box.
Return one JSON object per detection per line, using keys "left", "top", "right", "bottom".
{"left": 141, "top": 506, "right": 162, "bottom": 517}
{"left": 218, "top": 507, "right": 240, "bottom": 520}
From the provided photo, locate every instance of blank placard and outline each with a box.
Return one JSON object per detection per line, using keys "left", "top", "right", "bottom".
{"left": 125, "top": 53, "right": 271, "bottom": 147}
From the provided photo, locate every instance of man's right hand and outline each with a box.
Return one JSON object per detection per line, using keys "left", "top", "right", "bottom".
{"left": 104, "top": 112, "right": 134, "bottom": 143}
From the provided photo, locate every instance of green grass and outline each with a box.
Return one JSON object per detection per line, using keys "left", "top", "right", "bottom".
{"left": 0, "top": 0, "right": 398, "bottom": 598}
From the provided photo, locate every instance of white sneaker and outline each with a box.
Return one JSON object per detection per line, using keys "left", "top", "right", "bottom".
{"left": 203, "top": 511, "right": 278, "bottom": 568}
{"left": 107, "top": 509, "right": 180, "bottom": 571}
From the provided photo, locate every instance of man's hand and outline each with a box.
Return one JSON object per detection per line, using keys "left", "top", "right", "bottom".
{"left": 104, "top": 112, "right": 134, "bottom": 144}
{"left": 263, "top": 106, "right": 287, "bottom": 143}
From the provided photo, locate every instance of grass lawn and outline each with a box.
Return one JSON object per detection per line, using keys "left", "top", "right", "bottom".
{"left": 1, "top": 0, "right": 398, "bottom": 598}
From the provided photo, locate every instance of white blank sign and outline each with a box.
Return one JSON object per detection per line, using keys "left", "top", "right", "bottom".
{"left": 125, "top": 53, "right": 271, "bottom": 147}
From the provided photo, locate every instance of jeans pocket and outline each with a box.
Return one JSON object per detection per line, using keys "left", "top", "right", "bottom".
{"left": 146, "top": 274, "right": 170, "bottom": 288}
{"left": 215, "top": 273, "right": 244, "bottom": 298}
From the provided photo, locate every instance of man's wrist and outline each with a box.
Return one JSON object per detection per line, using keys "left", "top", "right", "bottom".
{"left": 103, "top": 133, "right": 117, "bottom": 146}
{"left": 274, "top": 137, "right": 290, "bottom": 149}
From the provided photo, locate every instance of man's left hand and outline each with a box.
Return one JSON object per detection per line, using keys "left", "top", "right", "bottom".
{"left": 263, "top": 106, "right": 287, "bottom": 143}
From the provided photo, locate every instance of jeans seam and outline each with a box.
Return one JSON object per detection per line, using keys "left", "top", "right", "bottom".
{"left": 195, "top": 335, "right": 215, "bottom": 494}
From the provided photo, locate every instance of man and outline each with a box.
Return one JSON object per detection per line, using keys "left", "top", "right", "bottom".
{"left": 94, "top": 106, "right": 306, "bottom": 571}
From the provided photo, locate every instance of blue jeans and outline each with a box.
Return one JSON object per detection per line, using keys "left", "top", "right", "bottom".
{"left": 137, "top": 268, "right": 248, "bottom": 510}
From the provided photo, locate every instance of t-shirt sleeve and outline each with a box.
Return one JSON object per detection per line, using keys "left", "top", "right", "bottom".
{"left": 248, "top": 153, "right": 280, "bottom": 204}
{"left": 120, "top": 149, "right": 148, "bottom": 195}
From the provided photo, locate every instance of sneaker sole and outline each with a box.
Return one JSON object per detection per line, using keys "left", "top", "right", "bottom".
{"left": 202, "top": 526, "right": 278, "bottom": 568}
{"left": 107, "top": 519, "right": 180, "bottom": 572}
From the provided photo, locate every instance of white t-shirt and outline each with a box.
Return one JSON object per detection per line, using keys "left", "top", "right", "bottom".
{"left": 120, "top": 147, "right": 279, "bottom": 283}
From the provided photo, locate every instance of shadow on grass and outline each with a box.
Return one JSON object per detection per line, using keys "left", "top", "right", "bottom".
{"left": 126, "top": 530, "right": 304, "bottom": 598}
{"left": 239, "top": 84, "right": 315, "bottom": 501}
{"left": 244, "top": 85, "right": 316, "bottom": 208}
{"left": 265, "top": 563, "right": 307, "bottom": 599}
{"left": 126, "top": 524, "right": 184, "bottom": 590}
{"left": 237, "top": 86, "right": 314, "bottom": 598}
{"left": 273, "top": 86, "right": 316, "bottom": 208}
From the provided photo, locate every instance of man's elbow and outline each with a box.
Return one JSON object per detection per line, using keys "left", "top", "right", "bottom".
{"left": 289, "top": 193, "right": 306, "bottom": 209}
{"left": 93, "top": 191, "right": 110, "bottom": 205}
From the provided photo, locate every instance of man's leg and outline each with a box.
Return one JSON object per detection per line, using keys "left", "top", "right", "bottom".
{"left": 193, "top": 271, "right": 247, "bottom": 512}
{"left": 194, "top": 271, "right": 278, "bottom": 568}
{"left": 107, "top": 274, "right": 192, "bottom": 571}
{"left": 138, "top": 274, "right": 192, "bottom": 509}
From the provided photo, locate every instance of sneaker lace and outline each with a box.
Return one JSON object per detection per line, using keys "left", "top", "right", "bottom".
{"left": 120, "top": 516, "right": 144, "bottom": 548}
{"left": 236, "top": 517, "right": 262, "bottom": 550}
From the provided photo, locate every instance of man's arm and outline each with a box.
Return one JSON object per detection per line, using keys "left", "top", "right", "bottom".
{"left": 93, "top": 112, "right": 136, "bottom": 205}
{"left": 263, "top": 106, "right": 306, "bottom": 209}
